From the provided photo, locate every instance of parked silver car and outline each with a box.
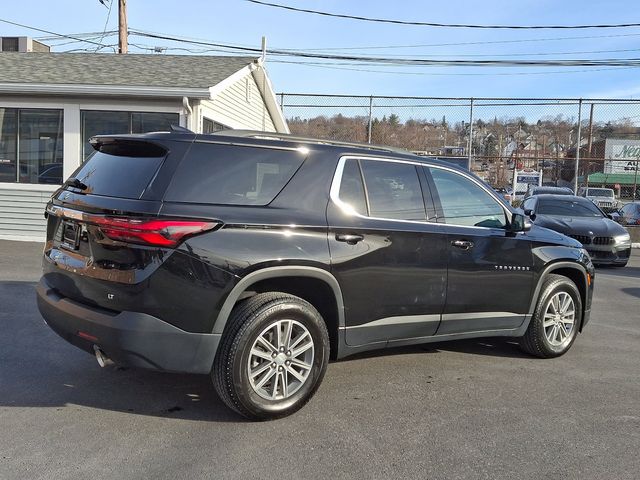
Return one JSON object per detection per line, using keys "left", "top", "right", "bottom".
{"left": 577, "top": 187, "right": 619, "bottom": 213}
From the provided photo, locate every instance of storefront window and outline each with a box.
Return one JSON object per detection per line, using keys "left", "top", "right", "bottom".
{"left": 0, "top": 109, "right": 18, "bottom": 183}
{"left": 203, "top": 117, "right": 229, "bottom": 134}
{"left": 82, "top": 110, "right": 179, "bottom": 160}
{"left": 132, "top": 112, "right": 179, "bottom": 134}
{"left": 0, "top": 107, "right": 63, "bottom": 184}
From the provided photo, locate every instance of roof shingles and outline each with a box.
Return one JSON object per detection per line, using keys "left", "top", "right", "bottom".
{"left": 0, "top": 52, "right": 257, "bottom": 88}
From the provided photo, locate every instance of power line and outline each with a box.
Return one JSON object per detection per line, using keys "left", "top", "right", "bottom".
{"left": 45, "top": 33, "right": 116, "bottom": 48}
{"left": 36, "top": 30, "right": 118, "bottom": 42}
{"left": 129, "top": 30, "right": 640, "bottom": 67}
{"left": 0, "top": 18, "right": 107, "bottom": 47}
{"left": 246, "top": 0, "right": 640, "bottom": 30}
{"left": 279, "top": 32, "right": 640, "bottom": 52}
{"left": 271, "top": 60, "right": 640, "bottom": 77}
{"left": 94, "top": 0, "right": 115, "bottom": 51}
{"left": 279, "top": 47, "right": 640, "bottom": 59}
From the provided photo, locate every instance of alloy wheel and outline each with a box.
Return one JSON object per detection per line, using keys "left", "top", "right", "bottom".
{"left": 543, "top": 291, "right": 576, "bottom": 348}
{"left": 247, "top": 319, "right": 315, "bottom": 401}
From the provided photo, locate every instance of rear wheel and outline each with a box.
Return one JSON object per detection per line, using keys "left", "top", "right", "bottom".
{"left": 520, "top": 274, "right": 582, "bottom": 358}
{"left": 212, "top": 292, "right": 329, "bottom": 420}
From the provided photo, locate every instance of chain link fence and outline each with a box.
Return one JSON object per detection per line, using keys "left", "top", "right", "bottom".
{"left": 278, "top": 94, "right": 640, "bottom": 200}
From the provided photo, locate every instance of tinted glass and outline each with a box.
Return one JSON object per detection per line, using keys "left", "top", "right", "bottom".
{"left": 522, "top": 198, "right": 535, "bottom": 211}
{"left": 73, "top": 146, "right": 165, "bottom": 199}
{"left": 429, "top": 167, "right": 506, "bottom": 228}
{"left": 359, "top": 160, "right": 426, "bottom": 221}
{"left": 165, "top": 143, "right": 305, "bottom": 205}
{"left": 338, "top": 160, "right": 367, "bottom": 215}
{"left": 533, "top": 187, "right": 571, "bottom": 195}
{"left": 538, "top": 199, "right": 603, "bottom": 218}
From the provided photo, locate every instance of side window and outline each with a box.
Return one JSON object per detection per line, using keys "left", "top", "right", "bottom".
{"left": 164, "top": 143, "right": 305, "bottom": 205}
{"left": 522, "top": 198, "right": 535, "bottom": 212}
{"left": 338, "top": 159, "right": 368, "bottom": 215}
{"left": 359, "top": 160, "right": 426, "bottom": 221}
{"left": 429, "top": 167, "right": 507, "bottom": 228}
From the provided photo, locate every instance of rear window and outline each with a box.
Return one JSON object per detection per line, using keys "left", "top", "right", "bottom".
{"left": 538, "top": 199, "right": 603, "bottom": 218}
{"left": 164, "top": 143, "right": 305, "bottom": 205}
{"left": 587, "top": 188, "right": 613, "bottom": 197}
{"left": 73, "top": 141, "right": 166, "bottom": 199}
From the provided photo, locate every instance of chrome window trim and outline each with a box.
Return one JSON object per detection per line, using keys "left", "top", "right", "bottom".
{"left": 330, "top": 155, "right": 513, "bottom": 230}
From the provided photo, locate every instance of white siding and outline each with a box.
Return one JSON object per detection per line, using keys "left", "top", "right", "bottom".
{"left": 201, "top": 74, "right": 276, "bottom": 132}
{"left": 0, "top": 187, "right": 53, "bottom": 240}
{"left": 0, "top": 96, "right": 183, "bottom": 241}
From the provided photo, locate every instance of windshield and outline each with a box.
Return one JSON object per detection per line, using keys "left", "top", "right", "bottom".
{"left": 587, "top": 188, "right": 613, "bottom": 198}
{"left": 538, "top": 199, "right": 603, "bottom": 218}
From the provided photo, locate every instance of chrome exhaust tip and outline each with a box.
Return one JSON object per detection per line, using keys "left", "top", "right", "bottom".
{"left": 93, "top": 345, "right": 114, "bottom": 368}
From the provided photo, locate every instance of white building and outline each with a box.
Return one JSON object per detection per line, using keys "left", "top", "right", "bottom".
{"left": 0, "top": 49, "right": 288, "bottom": 240}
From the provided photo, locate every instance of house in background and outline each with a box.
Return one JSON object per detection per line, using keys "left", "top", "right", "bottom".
{"left": 0, "top": 42, "right": 288, "bottom": 240}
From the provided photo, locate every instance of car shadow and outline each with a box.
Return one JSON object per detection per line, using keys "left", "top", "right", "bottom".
{"left": 595, "top": 265, "right": 640, "bottom": 279}
{"left": 1, "top": 281, "right": 245, "bottom": 423}
{"left": 621, "top": 287, "right": 640, "bottom": 299}
{"left": 1, "top": 362, "right": 245, "bottom": 423}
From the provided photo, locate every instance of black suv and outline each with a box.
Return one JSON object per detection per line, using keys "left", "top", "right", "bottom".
{"left": 37, "top": 131, "right": 595, "bottom": 419}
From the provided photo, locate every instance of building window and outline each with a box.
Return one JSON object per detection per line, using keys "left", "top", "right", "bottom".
{"left": 0, "top": 107, "right": 63, "bottom": 184}
{"left": 1, "top": 37, "right": 19, "bottom": 52}
{"left": 81, "top": 110, "right": 179, "bottom": 160}
{"left": 202, "top": 117, "right": 229, "bottom": 134}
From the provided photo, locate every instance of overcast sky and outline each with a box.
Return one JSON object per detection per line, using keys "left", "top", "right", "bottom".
{"left": 3, "top": 0, "right": 640, "bottom": 98}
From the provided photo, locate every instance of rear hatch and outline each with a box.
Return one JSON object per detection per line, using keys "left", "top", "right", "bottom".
{"left": 42, "top": 135, "right": 216, "bottom": 313}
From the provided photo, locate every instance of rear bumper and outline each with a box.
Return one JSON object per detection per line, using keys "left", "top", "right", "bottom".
{"left": 36, "top": 278, "right": 220, "bottom": 374}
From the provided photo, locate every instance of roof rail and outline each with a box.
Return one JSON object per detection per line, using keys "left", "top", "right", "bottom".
{"left": 210, "top": 129, "right": 413, "bottom": 155}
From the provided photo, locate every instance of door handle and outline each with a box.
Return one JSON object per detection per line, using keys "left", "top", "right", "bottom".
{"left": 451, "top": 239, "right": 474, "bottom": 250}
{"left": 335, "top": 233, "right": 364, "bottom": 245}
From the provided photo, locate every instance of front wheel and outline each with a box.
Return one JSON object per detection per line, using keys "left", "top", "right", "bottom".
{"left": 212, "top": 292, "right": 330, "bottom": 420}
{"left": 519, "top": 274, "right": 582, "bottom": 358}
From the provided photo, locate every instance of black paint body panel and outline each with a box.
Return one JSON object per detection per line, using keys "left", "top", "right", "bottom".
{"left": 37, "top": 132, "right": 595, "bottom": 371}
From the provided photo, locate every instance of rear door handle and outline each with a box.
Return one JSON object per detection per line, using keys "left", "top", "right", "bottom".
{"left": 451, "top": 239, "right": 474, "bottom": 250}
{"left": 335, "top": 233, "right": 364, "bottom": 245}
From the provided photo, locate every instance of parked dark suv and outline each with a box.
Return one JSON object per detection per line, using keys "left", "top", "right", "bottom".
{"left": 37, "top": 130, "right": 595, "bottom": 419}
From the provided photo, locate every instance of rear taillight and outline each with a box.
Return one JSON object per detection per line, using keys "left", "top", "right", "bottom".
{"left": 93, "top": 217, "right": 218, "bottom": 247}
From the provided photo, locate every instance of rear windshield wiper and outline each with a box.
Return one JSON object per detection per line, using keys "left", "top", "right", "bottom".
{"left": 64, "top": 177, "right": 88, "bottom": 191}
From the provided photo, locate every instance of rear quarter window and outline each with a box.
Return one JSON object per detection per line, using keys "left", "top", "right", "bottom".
{"left": 164, "top": 143, "right": 306, "bottom": 205}
{"left": 73, "top": 141, "right": 166, "bottom": 199}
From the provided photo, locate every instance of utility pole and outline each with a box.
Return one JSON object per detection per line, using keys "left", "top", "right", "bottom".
{"left": 118, "top": 0, "right": 128, "bottom": 54}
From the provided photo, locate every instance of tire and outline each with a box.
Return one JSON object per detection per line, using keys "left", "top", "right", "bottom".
{"left": 212, "top": 292, "right": 330, "bottom": 420}
{"left": 613, "top": 261, "right": 628, "bottom": 268}
{"left": 519, "top": 274, "right": 582, "bottom": 358}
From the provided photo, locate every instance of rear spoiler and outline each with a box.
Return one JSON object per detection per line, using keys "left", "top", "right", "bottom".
{"left": 89, "top": 137, "right": 168, "bottom": 158}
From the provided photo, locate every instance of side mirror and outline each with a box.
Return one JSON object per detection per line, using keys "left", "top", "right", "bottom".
{"left": 523, "top": 208, "right": 536, "bottom": 221}
{"left": 510, "top": 212, "right": 532, "bottom": 232}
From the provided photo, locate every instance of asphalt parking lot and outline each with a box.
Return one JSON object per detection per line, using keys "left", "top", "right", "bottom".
{"left": 1, "top": 241, "right": 639, "bottom": 480}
